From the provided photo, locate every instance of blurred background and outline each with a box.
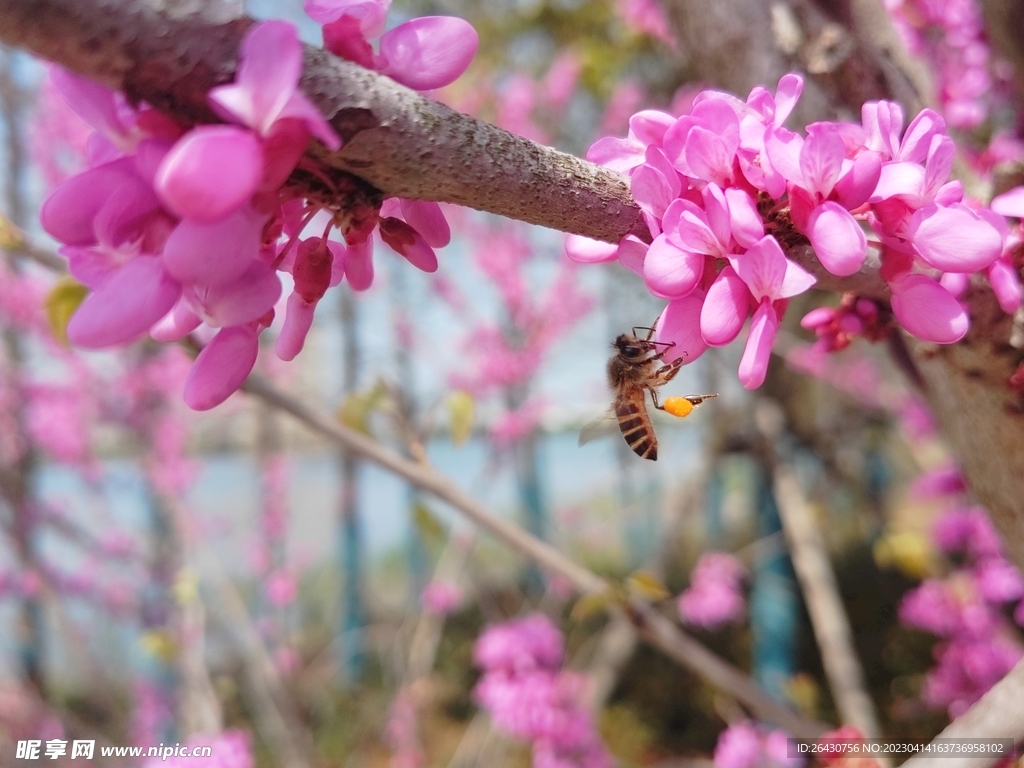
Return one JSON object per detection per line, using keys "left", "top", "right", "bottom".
{"left": 0, "top": 0, "right": 1017, "bottom": 766}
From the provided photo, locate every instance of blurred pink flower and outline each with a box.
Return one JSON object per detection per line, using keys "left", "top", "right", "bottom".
{"left": 714, "top": 722, "right": 763, "bottom": 768}
{"left": 265, "top": 570, "right": 298, "bottom": 608}
{"left": 141, "top": 730, "right": 254, "bottom": 768}
{"left": 678, "top": 552, "right": 747, "bottom": 629}
{"left": 420, "top": 581, "right": 462, "bottom": 615}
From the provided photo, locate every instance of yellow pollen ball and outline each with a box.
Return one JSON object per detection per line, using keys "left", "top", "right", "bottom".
{"left": 664, "top": 397, "right": 694, "bottom": 418}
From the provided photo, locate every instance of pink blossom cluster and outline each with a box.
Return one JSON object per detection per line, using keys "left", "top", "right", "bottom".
{"left": 140, "top": 730, "right": 253, "bottom": 768}
{"left": 677, "top": 552, "right": 747, "bottom": 629}
{"left": 473, "top": 614, "right": 613, "bottom": 768}
{"left": 713, "top": 722, "right": 801, "bottom": 768}
{"left": 898, "top": 467, "right": 1024, "bottom": 718}
{"left": 614, "top": 0, "right": 674, "bottom": 47}
{"left": 442, "top": 220, "right": 593, "bottom": 445}
{"left": 42, "top": 3, "right": 477, "bottom": 411}
{"left": 884, "top": 0, "right": 992, "bottom": 129}
{"left": 569, "top": 74, "right": 1022, "bottom": 389}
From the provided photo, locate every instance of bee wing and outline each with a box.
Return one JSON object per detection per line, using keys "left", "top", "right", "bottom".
{"left": 578, "top": 409, "right": 619, "bottom": 446}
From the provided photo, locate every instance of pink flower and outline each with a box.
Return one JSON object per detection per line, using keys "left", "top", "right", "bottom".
{"left": 713, "top": 723, "right": 762, "bottom": 768}
{"left": 723, "top": 236, "right": 816, "bottom": 388}
{"left": 910, "top": 463, "right": 966, "bottom": 500}
{"left": 306, "top": 1, "right": 478, "bottom": 92}
{"left": 141, "top": 730, "right": 254, "bottom": 768}
{"left": 932, "top": 506, "right": 1003, "bottom": 561}
{"left": 474, "top": 614, "right": 564, "bottom": 674}
{"left": 66, "top": 257, "right": 181, "bottom": 348}
{"left": 899, "top": 579, "right": 961, "bottom": 636}
{"left": 265, "top": 570, "right": 298, "bottom": 608}
{"left": 154, "top": 126, "right": 264, "bottom": 223}
{"left": 974, "top": 558, "right": 1024, "bottom": 603}
{"left": 183, "top": 325, "right": 261, "bottom": 411}
{"left": 209, "top": 21, "right": 340, "bottom": 150}
{"left": 420, "top": 581, "right": 462, "bottom": 615}
{"left": 678, "top": 552, "right": 746, "bottom": 629}
{"left": 888, "top": 272, "right": 968, "bottom": 344}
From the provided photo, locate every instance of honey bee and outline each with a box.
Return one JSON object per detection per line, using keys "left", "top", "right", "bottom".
{"left": 580, "top": 327, "right": 717, "bottom": 461}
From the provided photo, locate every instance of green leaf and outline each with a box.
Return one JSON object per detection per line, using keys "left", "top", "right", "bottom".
{"left": 337, "top": 392, "right": 372, "bottom": 433}
{"left": 625, "top": 570, "right": 670, "bottom": 601}
{"left": 412, "top": 502, "right": 447, "bottom": 546}
{"left": 44, "top": 276, "right": 88, "bottom": 347}
{"left": 337, "top": 381, "right": 395, "bottom": 433}
{"left": 447, "top": 390, "right": 475, "bottom": 446}
{"left": 0, "top": 211, "right": 23, "bottom": 250}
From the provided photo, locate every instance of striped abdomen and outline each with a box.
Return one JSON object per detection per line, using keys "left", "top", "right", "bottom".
{"left": 615, "top": 390, "right": 657, "bottom": 461}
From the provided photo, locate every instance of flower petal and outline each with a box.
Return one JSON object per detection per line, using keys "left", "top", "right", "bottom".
{"left": 738, "top": 300, "right": 778, "bottom": 389}
{"left": 150, "top": 299, "right": 202, "bottom": 342}
{"left": 50, "top": 66, "right": 128, "bottom": 142}
{"left": 194, "top": 261, "right": 282, "bottom": 327}
{"left": 700, "top": 266, "right": 750, "bottom": 346}
{"left": 908, "top": 203, "right": 1002, "bottom": 273}
{"left": 378, "top": 16, "right": 478, "bottom": 91}
{"left": 564, "top": 234, "right": 619, "bottom": 263}
{"left": 276, "top": 293, "right": 317, "bottom": 362}
{"left": 586, "top": 136, "right": 645, "bottom": 173}
{"left": 799, "top": 128, "right": 844, "bottom": 198}
{"left": 40, "top": 159, "right": 136, "bottom": 246}
{"left": 183, "top": 325, "right": 260, "bottom": 410}
{"left": 889, "top": 273, "right": 968, "bottom": 343}
{"left": 629, "top": 110, "right": 675, "bottom": 146}
{"left": 162, "top": 205, "right": 265, "bottom": 287}
{"left": 344, "top": 237, "right": 374, "bottom": 290}
{"left": 399, "top": 199, "right": 451, "bottom": 248}
{"left": 807, "top": 202, "right": 867, "bottom": 276}
{"left": 654, "top": 291, "right": 708, "bottom": 364}
{"left": 643, "top": 235, "right": 703, "bottom": 298}
{"left": 617, "top": 235, "right": 648, "bottom": 276}
{"left": 729, "top": 235, "right": 814, "bottom": 301}
{"left": 991, "top": 186, "right": 1024, "bottom": 218}
{"left": 724, "top": 187, "right": 763, "bottom": 248}
{"left": 989, "top": 258, "right": 1023, "bottom": 314}
{"left": 209, "top": 21, "right": 301, "bottom": 134}
{"left": 68, "top": 257, "right": 181, "bottom": 348}
{"left": 155, "top": 126, "right": 263, "bottom": 223}
{"left": 631, "top": 163, "right": 673, "bottom": 221}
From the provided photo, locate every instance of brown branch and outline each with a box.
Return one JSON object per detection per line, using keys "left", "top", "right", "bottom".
{"left": 901, "top": 657, "right": 1024, "bottom": 768}
{"left": 758, "top": 402, "right": 882, "bottom": 738}
{"left": 240, "top": 374, "right": 827, "bottom": 738}
{"left": 0, "top": 0, "right": 647, "bottom": 244}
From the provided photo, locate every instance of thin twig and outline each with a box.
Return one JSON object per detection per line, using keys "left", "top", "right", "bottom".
{"left": 756, "top": 401, "right": 882, "bottom": 739}
{"left": 240, "top": 374, "right": 827, "bottom": 738}
{"left": 900, "top": 657, "right": 1024, "bottom": 768}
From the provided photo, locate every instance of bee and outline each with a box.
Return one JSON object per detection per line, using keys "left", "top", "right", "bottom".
{"left": 581, "top": 327, "right": 717, "bottom": 461}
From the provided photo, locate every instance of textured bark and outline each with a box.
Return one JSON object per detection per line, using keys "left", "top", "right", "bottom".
{"left": 0, "top": 0, "right": 646, "bottom": 243}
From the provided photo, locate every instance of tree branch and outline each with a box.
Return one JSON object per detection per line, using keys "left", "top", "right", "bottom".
{"left": 0, "top": 0, "right": 647, "bottom": 243}
{"left": 240, "top": 374, "right": 827, "bottom": 738}
{"left": 900, "top": 656, "right": 1024, "bottom": 768}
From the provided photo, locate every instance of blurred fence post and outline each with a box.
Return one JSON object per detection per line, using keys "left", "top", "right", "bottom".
{"left": 337, "top": 291, "right": 365, "bottom": 682}
{"left": 750, "top": 461, "right": 800, "bottom": 702}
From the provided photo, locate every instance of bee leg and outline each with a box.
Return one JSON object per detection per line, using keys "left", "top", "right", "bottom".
{"left": 648, "top": 342, "right": 680, "bottom": 363}
{"left": 656, "top": 358, "right": 684, "bottom": 383}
